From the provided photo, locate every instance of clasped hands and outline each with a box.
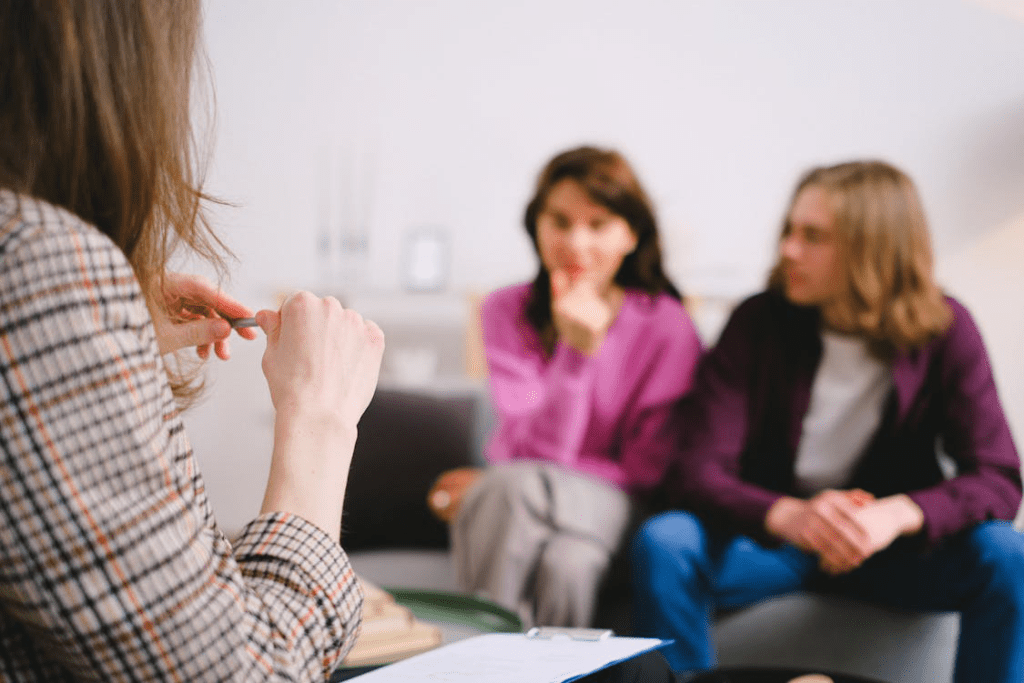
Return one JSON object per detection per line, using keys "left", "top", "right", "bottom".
{"left": 765, "top": 489, "right": 925, "bottom": 575}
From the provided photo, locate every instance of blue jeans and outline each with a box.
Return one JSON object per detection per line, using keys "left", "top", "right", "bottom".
{"left": 631, "top": 511, "right": 1024, "bottom": 683}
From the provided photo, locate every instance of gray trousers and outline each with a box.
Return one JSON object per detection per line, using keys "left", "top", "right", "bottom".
{"left": 451, "top": 461, "right": 635, "bottom": 628}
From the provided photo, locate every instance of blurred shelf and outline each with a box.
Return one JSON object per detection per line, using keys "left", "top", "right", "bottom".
{"left": 376, "top": 375, "right": 485, "bottom": 396}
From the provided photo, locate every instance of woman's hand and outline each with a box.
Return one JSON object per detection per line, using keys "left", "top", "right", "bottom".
{"left": 257, "top": 291, "right": 384, "bottom": 426}
{"left": 428, "top": 467, "right": 485, "bottom": 523}
{"left": 257, "top": 292, "right": 385, "bottom": 539}
{"left": 151, "top": 272, "right": 257, "bottom": 359}
{"left": 550, "top": 269, "right": 616, "bottom": 355}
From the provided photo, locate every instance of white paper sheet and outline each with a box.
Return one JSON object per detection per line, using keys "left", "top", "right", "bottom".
{"left": 345, "top": 633, "right": 666, "bottom": 682}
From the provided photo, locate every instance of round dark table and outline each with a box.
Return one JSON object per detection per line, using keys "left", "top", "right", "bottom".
{"left": 687, "top": 667, "right": 889, "bottom": 683}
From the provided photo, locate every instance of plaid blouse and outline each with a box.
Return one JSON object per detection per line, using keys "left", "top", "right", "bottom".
{"left": 0, "top": 191, "right": 362, "bottom": 681}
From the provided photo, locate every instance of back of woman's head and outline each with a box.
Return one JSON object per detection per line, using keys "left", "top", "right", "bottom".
{"left": 524, "top": 146, "right": 678, "bottom": 298}
{"left": 0, "top": 0, "right": 226, "bottom": 297}
{"left": 0, "top": 0, "right": 228, "bottom": 402}
{"left": 769, "top": 160, "right": 951, "bottom": 353}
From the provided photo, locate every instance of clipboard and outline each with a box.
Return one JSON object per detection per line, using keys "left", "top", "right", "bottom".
{"left": 526, "top": 627, "right": 614, "bottom": 642}
{"left": 342, "top": 631, "right": 670, "bottom": 682}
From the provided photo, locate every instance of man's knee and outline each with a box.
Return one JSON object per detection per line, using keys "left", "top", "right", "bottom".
{"left": 969, "top": 521, "right": 1024, "bottom": 604}
{"left": 630, "top": 511, "right": 711, "bottom": 593}
{"left": 632, "top": 511, "right": 706, "bottom": 563}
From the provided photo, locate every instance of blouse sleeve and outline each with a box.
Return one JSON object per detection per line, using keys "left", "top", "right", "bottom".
{"left": 0, "top": 213, "right": 360, "bottom": 681}
{"left": 480, "top": 288, "right": 598, "bottom": 468}
{"left": 614, "top": 301, "right": 703, "bottom": 493}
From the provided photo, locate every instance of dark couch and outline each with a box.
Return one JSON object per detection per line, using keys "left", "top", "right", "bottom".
{"left": 343, "top": 385, "right": 958, "bottom": 682}
{"left": 342, "top": 386, "right": 486, "bottom": 553}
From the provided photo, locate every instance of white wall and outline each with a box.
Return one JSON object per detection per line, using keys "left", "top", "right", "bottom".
{"left": 189, "top": 0, "right": 1024, "bottom": 536}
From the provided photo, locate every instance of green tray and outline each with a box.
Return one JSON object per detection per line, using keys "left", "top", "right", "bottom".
{"left": 332, "top": 588, "right": 524, "bottom": 677}
{"left": 384, "top": 588, "right": 523, "bottom": 639}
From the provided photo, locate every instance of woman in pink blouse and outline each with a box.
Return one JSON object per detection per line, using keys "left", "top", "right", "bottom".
{"left": 439, "top": 146, "right": 702, "bottom": 628}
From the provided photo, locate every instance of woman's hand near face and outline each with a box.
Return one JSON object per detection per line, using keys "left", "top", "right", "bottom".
{"left": 151, "top": 272, "right": 258, "bottom": 359}
{"left": 257, "top": 291, "right": 385, "bottom": 539}
{"left": 550, "top": 269, "right": 616, "bottom": 355}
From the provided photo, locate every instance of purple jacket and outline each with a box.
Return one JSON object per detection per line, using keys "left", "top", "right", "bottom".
{"left": 673, "top": 290, "right": 1021, "bottom": 547}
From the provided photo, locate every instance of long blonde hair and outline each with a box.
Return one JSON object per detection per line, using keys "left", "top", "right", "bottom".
{"left": 0, "top": 0, "right": 229, "bottom": 403}
{"left": 768, "top": 160, "right": 951, "bottom": 355}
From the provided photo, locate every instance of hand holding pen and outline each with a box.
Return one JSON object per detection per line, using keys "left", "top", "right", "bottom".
{"left": 152, "top": 272, "right": 259, "bottom": 359}
{"left": 258, "top": 291, "right": 385, "bottom": 538}
{"left": 154, "top": 278, "right": 386, "bottom": 537}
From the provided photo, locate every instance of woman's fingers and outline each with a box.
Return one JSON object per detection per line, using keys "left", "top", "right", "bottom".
{"left": 428, "top": 467, "right": 484, "bottom": 523}
{"left": 158, "top": 317, "right": 231, "bottom": 357}
{"left": 550, "top": 269, "right": 571, "bottom": 300}
{"left": 166, "top": 273, "right": 250, "bottom": 319}
{"left": 156, "top": 273, "right": 259, "bottom": 355}
{"left": 259, "top": 292, "right": 384, "bottom": 425}
{"left": 255, "top": 309, "right": 281, "bottom": 339}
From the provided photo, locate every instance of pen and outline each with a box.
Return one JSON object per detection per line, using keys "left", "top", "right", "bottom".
{"left": 220, "top": 314, "right": 259, "bottom": 329}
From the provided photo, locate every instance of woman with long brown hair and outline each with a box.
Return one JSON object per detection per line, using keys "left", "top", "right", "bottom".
{"left": 0, "top": 2, "right": 383, "bottom": 679}
{"left": 433, "top": 146, "right": 702, "bottom": 628}
{"left": 632, "top": 160, "right": 1024, "bottom": 682}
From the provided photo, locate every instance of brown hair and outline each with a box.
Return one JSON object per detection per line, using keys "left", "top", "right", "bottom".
{"left": 523, "top": 146, "right": 681, "bottom": 353}
{"left": 768, "top": 160, "right": 951, "bottom": 355}
{"left": 0, "top": 0, "right": 229, "bottom": 403}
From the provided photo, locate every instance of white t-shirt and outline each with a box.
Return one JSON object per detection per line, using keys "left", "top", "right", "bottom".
{"left": 793, "top": 330, "right": 893, "bottom": 495}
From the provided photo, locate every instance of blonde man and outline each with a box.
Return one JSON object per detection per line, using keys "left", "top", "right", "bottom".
{"left": 632, "top": 161, "right": 1024, "bottom": 682}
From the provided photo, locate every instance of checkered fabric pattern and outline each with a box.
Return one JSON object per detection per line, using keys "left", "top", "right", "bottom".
{"left": 0, "top": 191, "right": 363, "bottom": 681}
